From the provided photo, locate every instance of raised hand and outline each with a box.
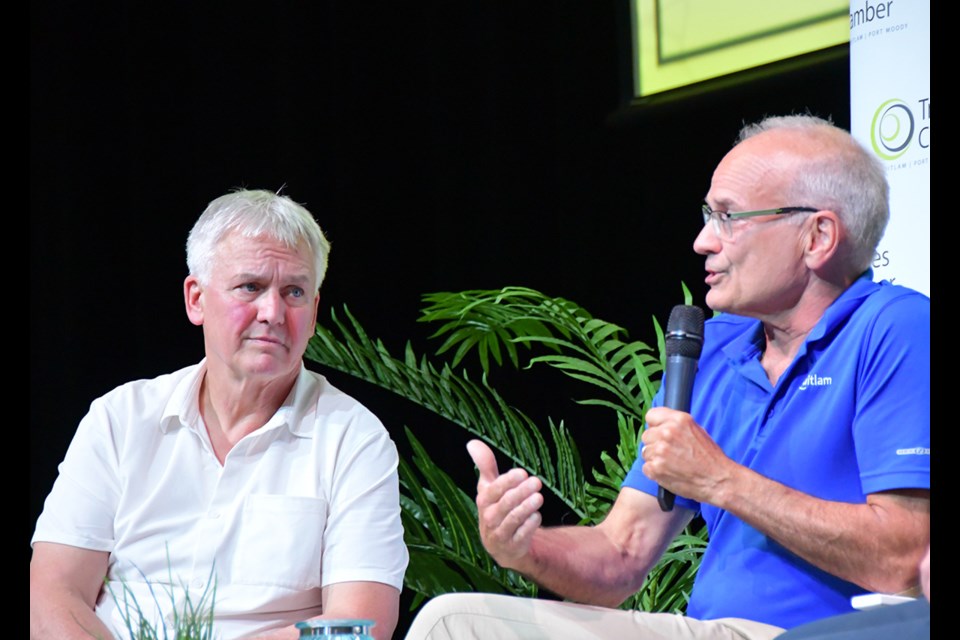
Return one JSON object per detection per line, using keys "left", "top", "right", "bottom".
{"left": 466, "top": 439, "right": 545, "bottom": 569}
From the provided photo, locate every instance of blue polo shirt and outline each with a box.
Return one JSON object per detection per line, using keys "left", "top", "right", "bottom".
{"left": 623, "top": 271, "right": 930, "bottom": 629}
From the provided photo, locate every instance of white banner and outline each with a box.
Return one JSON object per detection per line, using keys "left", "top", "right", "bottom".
{"left": 849, "top": 0, "right": 929, "bottom": 296}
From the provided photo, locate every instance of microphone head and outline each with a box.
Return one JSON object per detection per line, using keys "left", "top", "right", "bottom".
{"left": 665, "top": 304, "right": 705, "bottom": 358}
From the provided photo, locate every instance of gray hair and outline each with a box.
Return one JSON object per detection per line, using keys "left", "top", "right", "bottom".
{"left": 186, "top": 188, "right": 331, "bottom": 288}
{"left": 736, "top": 114, "right": 889, "bottom": 274}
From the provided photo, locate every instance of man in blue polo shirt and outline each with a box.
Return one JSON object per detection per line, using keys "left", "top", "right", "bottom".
{"left": 403, "top": 114, "right": 930, "bottom": 640}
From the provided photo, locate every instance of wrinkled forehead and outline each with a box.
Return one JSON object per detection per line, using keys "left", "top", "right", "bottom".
{"left": 709, "top": 137, "right": 797, "bottom": 206}
{"left": 213, "top": 230, "right": 316, "bottom": 279}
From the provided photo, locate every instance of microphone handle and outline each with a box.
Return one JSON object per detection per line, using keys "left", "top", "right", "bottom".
{"left": 658, "top": 485, "right": 675, "bottom": 511}
{"left": 658, "top": 354, "right": 697, "bottom": 512}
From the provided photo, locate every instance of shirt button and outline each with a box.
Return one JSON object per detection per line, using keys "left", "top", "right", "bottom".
{"left": 192, "top": 578, "right": 205, "bottom": 589}
{"left": 209, "top": 511, "right": 221, "bottom": 519}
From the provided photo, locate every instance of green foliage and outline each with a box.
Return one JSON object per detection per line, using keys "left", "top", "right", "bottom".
{"left": 99, "top": 556, "right": 218, "bottom": 640}
{"left": 398, "top": 427, "right": 539, "bottom": 611}
{"left": 304, "top": 284, "right": 707, "bottom": 614}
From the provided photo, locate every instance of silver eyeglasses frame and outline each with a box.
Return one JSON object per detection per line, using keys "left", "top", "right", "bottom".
{"left": 701, "top": 204, "right": 819, "bottom": 238}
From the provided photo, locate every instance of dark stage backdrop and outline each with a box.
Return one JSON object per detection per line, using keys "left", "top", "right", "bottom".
{"left": 30, "top": 2, "right": 850, "bottom": 636}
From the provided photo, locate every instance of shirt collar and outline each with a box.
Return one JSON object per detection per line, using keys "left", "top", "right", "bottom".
{"left": 805, "top": 269, "right": 877, "bottom": 344}
{"left": 159, "top": 359, "right": 317, "bottom": 439}
{"left": 721, "top": 269, "right": 879, "bottom": 364}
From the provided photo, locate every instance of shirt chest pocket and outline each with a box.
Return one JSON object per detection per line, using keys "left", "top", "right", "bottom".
{"left": 231, "top": 494, "right": 327, "bottom": 590}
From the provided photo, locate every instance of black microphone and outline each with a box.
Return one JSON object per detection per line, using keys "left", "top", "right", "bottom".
{"left": 657, "top": 304, "right": 705, "bottom": 512}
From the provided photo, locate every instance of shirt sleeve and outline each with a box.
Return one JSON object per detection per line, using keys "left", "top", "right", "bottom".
{"left": 320, "top": 410, "right": 409, "bottom": 591}
{"left": 32, "top": 395, "right": 123, "bottom": 551}
{"left": 853, "top": 290, "right": 930, "bottom": 494}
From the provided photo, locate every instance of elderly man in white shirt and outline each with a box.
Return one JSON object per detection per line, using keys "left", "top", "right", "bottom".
{"left": 30, "top": 188, "right": 408, "bottom": 640}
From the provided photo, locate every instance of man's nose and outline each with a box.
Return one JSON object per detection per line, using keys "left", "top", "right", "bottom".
{"left": 693, "top": 221, "right": 720, "bottom": 256}
{"left": 257, "top": 289, "right": 285, "bottom": 323}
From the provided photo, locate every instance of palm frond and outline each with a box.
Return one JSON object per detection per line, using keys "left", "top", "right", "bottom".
{"left": 305, "top": 305, "right": 592, "bottom": 517}
{"left": 418, "top": 287, "right": 663, "bottom": 419}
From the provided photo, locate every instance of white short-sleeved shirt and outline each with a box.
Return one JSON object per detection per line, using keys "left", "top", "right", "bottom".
{"left": 32, "top": 360, "right": 409, "bottom": 639}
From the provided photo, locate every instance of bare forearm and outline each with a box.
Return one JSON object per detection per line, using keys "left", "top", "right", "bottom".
{"left": 507, "top": 525, "right": 653, "bottom": 607}
{"left": 714, "top": 466, "right": 929, "bottom": 593}
{"left": 30, "top": 592, "right": 113, "bottom": 640}
{"left": 30, "top": 543, "right": 113, "bottom": 640}
{"left": 469, "top": 440, "right": 691, "bottom": 608}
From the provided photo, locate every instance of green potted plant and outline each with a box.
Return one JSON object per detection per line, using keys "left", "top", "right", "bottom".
{"left": 89, "top": 556, "right": 218, "bottom": 640}
{"left": 304, "top": 284, "right": 708, "bottom": 615}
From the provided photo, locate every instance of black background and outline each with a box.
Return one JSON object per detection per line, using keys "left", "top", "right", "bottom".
{"left": 30, "top": 2, "right": 855, "bottom": 636}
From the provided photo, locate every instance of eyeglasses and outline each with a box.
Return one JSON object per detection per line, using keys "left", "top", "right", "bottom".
{"left": 701, "top": 204, "right": 819, "bottom": 239}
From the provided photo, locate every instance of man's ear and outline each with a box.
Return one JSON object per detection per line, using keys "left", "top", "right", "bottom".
{"left": 184, "top": 275, "right": 204, "bottom": 326}
{"left": 804, "top": 210, "right": 842, "bottom": 270}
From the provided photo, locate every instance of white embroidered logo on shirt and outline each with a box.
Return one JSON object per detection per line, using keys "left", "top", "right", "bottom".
{"left": 896, "top": 447, "right": 930, "bottom": 456}
{"left": 799, "top": 374, "right": 832, "bottom": 390}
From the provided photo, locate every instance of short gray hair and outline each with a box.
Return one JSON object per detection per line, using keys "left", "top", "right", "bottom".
{"left": 737, "top": 114, "right": 889, "bottom": 274}
{"left": 186, "top": 188, "right": 331, "bottom": 288}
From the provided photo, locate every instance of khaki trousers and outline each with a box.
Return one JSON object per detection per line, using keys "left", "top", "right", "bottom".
{"left": 404, "top": 592, "right": 785, "bottom": 640}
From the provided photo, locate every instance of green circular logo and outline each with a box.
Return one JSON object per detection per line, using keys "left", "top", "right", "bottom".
{"left": 870, "top": 100, "right": 914, "bottom": 160}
